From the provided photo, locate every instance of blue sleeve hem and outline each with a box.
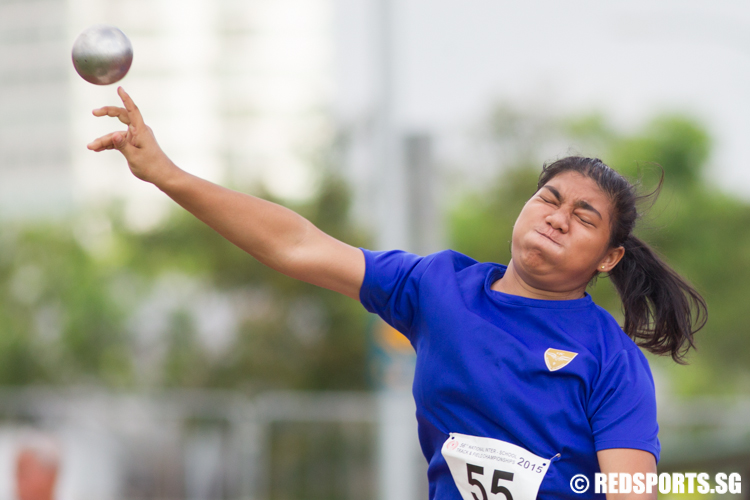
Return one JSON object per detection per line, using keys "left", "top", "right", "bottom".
{"left": 358, "top": 248, "right": 376, "bottom": 313}
{"left": 595, "top": 440, "right": 660, "bottom": 464}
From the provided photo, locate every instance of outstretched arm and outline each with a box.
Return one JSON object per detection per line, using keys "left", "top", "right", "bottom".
{"left": 88, "top": 87, "right": 365, "bottom": 300}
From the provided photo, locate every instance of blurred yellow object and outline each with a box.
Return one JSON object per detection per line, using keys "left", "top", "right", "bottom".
{"left": 376, "top": 320, "right": 413, "bottom": 353}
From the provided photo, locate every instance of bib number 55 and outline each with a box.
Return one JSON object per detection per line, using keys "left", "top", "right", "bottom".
{"left": 441, "top": 433, "right": 552, "bottom": 500}
{"left": 467, "top": 463, "right": 514, "bottom": 500}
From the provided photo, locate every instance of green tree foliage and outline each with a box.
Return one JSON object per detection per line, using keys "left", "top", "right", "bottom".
{"left": 448, "top": 106, "right": 750, "bottom": 396}
{"left": 0, "top": 175, "right": 371, "bottom": 392}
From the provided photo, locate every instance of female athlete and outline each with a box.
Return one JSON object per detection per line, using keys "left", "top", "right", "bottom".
{"left": 88, "top": 88, "right": 707, "bottom": 500}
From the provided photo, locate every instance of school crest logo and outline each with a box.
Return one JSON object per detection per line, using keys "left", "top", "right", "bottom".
{"left": 544, "top": 348, "right": 578, "bottom": 371}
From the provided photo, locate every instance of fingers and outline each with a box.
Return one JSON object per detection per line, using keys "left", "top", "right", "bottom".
{"left": 87, "top": 131, "right": 127, "bottom": 152}
{"left": 117, "top": 87, "right": 145, "bottom": 128}
{"left": 92, "top": 106, "right": 131, "bottom": 125}
{"left": 87, "top": 88, "right": 146, "bottom": 154}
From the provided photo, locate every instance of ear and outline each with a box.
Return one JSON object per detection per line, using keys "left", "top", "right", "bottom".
{"left": 598, "top": 246, "right": 625, "bottom": 273}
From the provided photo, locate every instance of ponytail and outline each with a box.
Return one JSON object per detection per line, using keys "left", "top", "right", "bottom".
{"left": 608, "top": 235, "right": 707, "bottom": 364}
{"left": 538, "top": 156, "right": 707, "bottom": 364}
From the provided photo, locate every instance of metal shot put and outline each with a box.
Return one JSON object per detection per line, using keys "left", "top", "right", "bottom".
{"left": 72, "top": 25, "right": 133, "bottom": 85}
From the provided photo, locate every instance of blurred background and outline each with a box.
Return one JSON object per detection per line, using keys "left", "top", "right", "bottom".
{"left": 1, "top": 0, "right": 749, "bottom": 498}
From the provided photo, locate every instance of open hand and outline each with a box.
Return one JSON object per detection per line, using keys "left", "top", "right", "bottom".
{"left": 87, "top": 87, "right": 176, "bottom": 185}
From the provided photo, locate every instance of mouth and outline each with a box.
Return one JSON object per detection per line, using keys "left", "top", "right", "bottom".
{"left": 535, "top": 230, "right": 562, "bottom": 246}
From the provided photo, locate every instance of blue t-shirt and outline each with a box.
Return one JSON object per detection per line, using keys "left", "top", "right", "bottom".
{"left": 359, "top": 248, "right": 660, "bottom": 500}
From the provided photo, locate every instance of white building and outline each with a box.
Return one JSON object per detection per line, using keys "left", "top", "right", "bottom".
{"left": 0, "top": 0, "right": 73, "bottom": 218}
{"left": 0, "top": 0, "right": 334, "bottom": 227}
{"left": 4, "top": 0, "right": 750, "bottom": 231}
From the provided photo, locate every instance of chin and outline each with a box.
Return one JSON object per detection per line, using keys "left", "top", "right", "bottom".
{"left": 515, "top": 247, "right": 560, "bottom": 277}
{"left": 519, "top": 233, "right": 562, "bottom": 261}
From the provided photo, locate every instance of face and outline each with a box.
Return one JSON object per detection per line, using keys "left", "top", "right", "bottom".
{"left": 510, "top": 170, "right": 624, "bottom": 293}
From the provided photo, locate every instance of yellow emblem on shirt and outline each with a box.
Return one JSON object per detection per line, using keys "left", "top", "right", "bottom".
{"left": 544, "top": 348, "right": 578, "bottom": 371}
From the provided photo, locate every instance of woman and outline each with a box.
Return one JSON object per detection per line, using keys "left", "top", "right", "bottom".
{"left": 88, "top": 88, "right": 707, "bottom": 499}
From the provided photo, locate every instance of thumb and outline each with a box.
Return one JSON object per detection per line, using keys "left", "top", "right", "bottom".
{"left": 113, "top": 132, "right": 126, "bottom": 150}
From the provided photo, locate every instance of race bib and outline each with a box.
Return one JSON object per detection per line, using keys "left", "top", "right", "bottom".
{"left": 441, "top": 433, "right": 552, "bottom": 500}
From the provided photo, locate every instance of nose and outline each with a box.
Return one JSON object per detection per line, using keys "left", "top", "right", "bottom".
{"left": 546, "top": 209, "right": 569, "bottom": 233}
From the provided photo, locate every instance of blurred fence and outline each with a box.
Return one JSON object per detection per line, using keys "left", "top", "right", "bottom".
{"left": 0, "top": 388, "right": 379, "bottom": 500}
{"left": 0, "top": 388, "right": 747, "bottom": 500}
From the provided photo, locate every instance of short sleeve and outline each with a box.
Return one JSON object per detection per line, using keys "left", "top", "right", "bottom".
{"left": 588, "top": 347, "right": 661, "bottom": 463}
{"left": 358, "top": 248, "right": 432, "bottom": 341}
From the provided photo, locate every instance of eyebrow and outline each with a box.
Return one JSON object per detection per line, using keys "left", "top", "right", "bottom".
{"left": 542, "top": 185, "right": 603, "bottom": 220}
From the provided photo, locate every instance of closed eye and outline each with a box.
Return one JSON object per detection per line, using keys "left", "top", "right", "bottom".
{"left": 540, "top": 196, "right": 556, "bottom": 204}
{"left": 577, "top": 215, "right": 593, "bottom": 226}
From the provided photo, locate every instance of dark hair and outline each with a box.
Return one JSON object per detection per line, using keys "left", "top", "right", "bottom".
{"left": 537, "top": 156, "right": 707, "bottom": 364}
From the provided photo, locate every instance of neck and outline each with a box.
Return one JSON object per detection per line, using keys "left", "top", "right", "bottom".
{"left": 491, "top": 260, "right": 587, "bottom": 301}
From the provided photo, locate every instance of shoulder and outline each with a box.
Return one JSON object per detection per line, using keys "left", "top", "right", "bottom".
{"left": 443, "top": 249, "right": 482, "bottom": 270}
{"left": 359, "top": 248, "right": 502, "bottom": 304}
{"left": 361, "top": 247, "right": 491, "bottom": 276}
{"left": 418, "top": 249, "right": 504, "bottom": 290}
{"left": 358, "top": 248, "right": 494, "bottom": 335}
